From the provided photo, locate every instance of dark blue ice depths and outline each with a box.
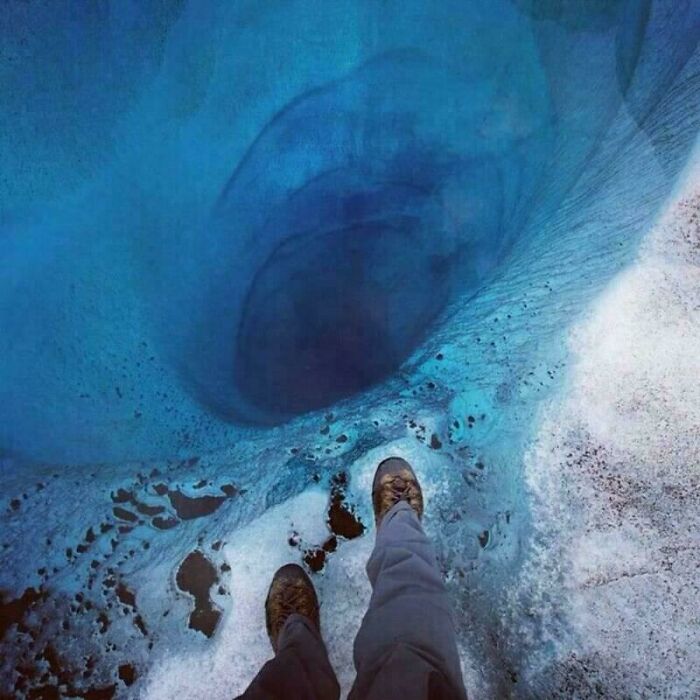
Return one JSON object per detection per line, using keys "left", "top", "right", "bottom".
{"left": 217, "top": 53, "right": 526, "bottom": 423}
{"left": 1, "top": 1, "right": 699, "bottom": 698}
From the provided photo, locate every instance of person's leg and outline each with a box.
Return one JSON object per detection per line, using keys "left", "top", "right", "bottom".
{"left": 236, "top": 565, "right": 339, "bottom": 700}
{"left": 349, "top": 458, "right": 467, "bottom": 700}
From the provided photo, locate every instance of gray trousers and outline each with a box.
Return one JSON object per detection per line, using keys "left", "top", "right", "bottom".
{"left": 236, "top": 502, "right": 467, "bottom": 700}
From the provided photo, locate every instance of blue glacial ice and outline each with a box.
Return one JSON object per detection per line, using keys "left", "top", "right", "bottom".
{"left": 1, "top": 1, "right": 699, "bottom": 698}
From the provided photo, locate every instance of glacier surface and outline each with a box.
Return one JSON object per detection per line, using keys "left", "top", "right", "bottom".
{"left": 1, "top": 1, "right": 699, "bottom": 698}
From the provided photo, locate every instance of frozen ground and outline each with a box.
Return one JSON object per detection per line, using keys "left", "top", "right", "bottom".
{"left": 1, "top": 2, "right": 699, "bottom": 698}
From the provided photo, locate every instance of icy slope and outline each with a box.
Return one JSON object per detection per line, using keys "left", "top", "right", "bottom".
{"left": 1, "top": 1, "right": 699, "bottom": 698}
{"left": 503, "top": 164, "right": 700, "bottom": 698}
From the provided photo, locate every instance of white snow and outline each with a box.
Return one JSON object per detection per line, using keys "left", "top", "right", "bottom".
{"left": 509, "top": 155, "right": 700, "bottom": 696}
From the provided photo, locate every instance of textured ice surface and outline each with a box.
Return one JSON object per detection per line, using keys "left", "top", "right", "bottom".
{"left": 1, "top": 1, "right": 699, "bottom": 698}
{"left": 503, "top": 170, "right": 700, "bottom": 698}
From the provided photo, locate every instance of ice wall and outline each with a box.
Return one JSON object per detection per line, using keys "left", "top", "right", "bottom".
{"left": 1, "top": 1, "right": 698, "bottom": 698}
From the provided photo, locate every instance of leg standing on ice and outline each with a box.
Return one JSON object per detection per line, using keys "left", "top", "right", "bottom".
{"left": 349, "top": 458, "right": 468, "bottom": 700}
{"left": 235, "top": 564, "right": 339, "bottom": 700}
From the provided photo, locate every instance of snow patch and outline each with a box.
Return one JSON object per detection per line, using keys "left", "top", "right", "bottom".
{"left": 143, "top": 489, "right": 333, "bottom": 699}
{"left": 508, "top": 167, "right": 700, "bottom": 697}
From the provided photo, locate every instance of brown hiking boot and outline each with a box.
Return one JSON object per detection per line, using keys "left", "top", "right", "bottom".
{"left": 372, "top": 457, "right": 424, "bottom": 526}
{"left": 265, "top": 563, "right": 320, "bottom": 652}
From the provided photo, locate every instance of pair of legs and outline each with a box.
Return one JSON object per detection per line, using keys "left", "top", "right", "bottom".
{"left": 235, "top": 457, "right": 468, "bottom": 700}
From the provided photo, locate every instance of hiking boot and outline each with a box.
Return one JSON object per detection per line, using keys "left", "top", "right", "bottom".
{"left": 372, "top": 457, "right": 424, "bottom": 526}
{"left": 265, "top": 563, "right": 320, "bottom": 652}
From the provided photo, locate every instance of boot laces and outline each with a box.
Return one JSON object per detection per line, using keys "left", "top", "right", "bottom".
{"left": 384, "top": 474, "right": 420, "bottom": 507}
{"left": 271, "top": 580, "right": 311, "bottom": 631}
